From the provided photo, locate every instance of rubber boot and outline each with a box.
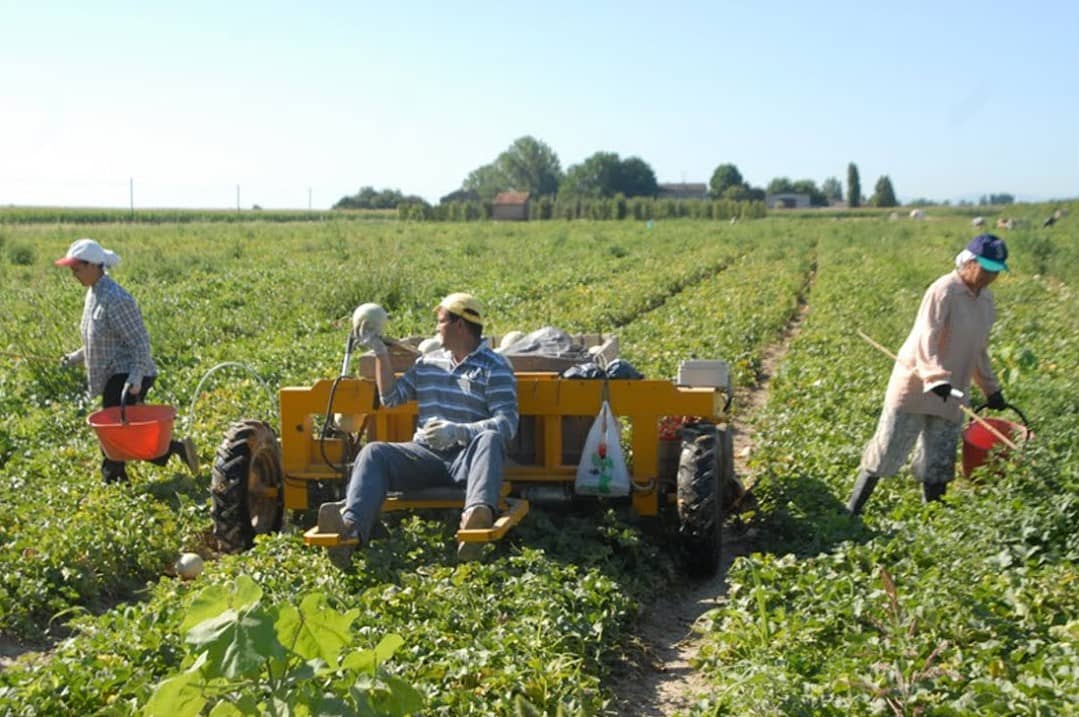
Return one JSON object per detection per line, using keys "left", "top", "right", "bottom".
{"left": 922, "top": 481, "right": 947, "bottom": 503}
{"left": 846, "top": 470, "right": 880, "bottom": 515}
{"left": 102, "top": 457, "right": 129, "bottom": 484}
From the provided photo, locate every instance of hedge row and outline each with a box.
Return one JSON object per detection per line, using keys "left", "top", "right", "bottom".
{"left": 398, "top": 196, "right": 767, "bottom": 222}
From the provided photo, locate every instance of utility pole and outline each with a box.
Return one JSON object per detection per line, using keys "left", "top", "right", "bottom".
{"left": 129, "top": 177, "right": 134, "bottom": 220}
{"left": 236, "top": 184, "right": 240, "bottom": 213}
{"left": 308, "top": 186, "right": 312, "bottom": 211}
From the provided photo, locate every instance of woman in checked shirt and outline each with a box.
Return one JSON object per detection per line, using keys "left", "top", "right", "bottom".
{"left": 56, "top": 238, "right": 199, "bottom": 484}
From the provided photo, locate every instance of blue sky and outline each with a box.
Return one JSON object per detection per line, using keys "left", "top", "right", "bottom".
{"left": 2, "top": 1, "right": 1076, "bottom": 209}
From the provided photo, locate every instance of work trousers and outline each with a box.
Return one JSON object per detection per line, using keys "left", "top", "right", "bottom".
{"left": 859, "top": 407, "right": 962, "bottom": 485}
{"left": 343, "top": 430, "right": 504, "bottom": 543}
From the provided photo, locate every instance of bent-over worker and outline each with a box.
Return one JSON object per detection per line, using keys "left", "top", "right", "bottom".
{"left": 847, "top": 234, "right": 1010, "bottom": 514}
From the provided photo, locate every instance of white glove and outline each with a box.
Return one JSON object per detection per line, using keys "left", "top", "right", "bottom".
{"left": 357, "top": 328, "right": 388, "bottom": 357}
{"left": 422, "top": 419, "right": 469, "bottom": 450}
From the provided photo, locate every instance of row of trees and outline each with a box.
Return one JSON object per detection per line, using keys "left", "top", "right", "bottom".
{"left": 846, "top": 163, "right": 899, "bottom": 208}
{"left": 332, "top": 186, "right": 425, "bottom": 210}
{"left": 457, "top": 138, "right": 660, "bottom": 202}
{"left": 334, "top": 137, "right": 953, "bottom": 213}
{"left": 708, "top": 164, "right": 844, "bottom": 206}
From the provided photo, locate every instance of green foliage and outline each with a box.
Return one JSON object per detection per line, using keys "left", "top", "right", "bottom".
{"left": 461, "top": 136, "right": 563, "bottom": 200}
{"left": 144, "top": 576, "right": 421, "bottom": 716}
{"left": 764, "top": 178, "right": 828, "bottom": 206}
{"left": 560, "top": 151, "right": 623, "bottom": 199}
{"left": 560, "top": 152, "right": 659, "bottom": 200}
{"left": 334, "top": 186, "right": 425, "bottom": 210}
{"left": 685, "top": 224, "right": 1079, "bottom": 715}
{"left": 0, "top": 212, "right": 1075, "bottom": 714}
{"left": 616, "top": 157, "right": 659, "bottom": 198}
{"left": 847, "top": 162, "right": 861, "bottom": 208}
{"left": 5, "top": 242, "right": 34, "bottom": 266}
{"left": 722, "top": 184, "right": 766, "bottom": 202}
{"left": 463, "top": 163, "right": 510, "bottom": 202}
{"left": 709, "top": 163, "right": 744, "bottom": 198}
{"left": 429, "top": 197, "right": 764, "bottom": 223}
{"left": 869, "top": 174, "right": 899, "bottom": 207}
{"left": 496, "top": 136, "right": 563, "bottom": 196}
{"left": 820, "top": 176, "right": 843, "bottom": 202}
{"left": 791, "top": 179, "right": 828, "bottom": 207}
{"left": 766, "top": 176, "right": 794, "bottom": 195}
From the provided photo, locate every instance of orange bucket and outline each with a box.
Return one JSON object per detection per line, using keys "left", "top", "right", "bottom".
{"left": 961, "top": 406, "right": 1031, "bottom": 478}
{"left": 87, "top": 404, "right": 176, "bottom": 461}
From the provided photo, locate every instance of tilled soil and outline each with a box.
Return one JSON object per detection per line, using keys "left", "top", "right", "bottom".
{"left": 607, "top": 296, "right": 809, "bottom": 716}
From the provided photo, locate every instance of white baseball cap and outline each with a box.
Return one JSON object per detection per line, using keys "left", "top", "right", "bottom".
{"left": 54, "top": 238, "right": 120, "bottom": 268}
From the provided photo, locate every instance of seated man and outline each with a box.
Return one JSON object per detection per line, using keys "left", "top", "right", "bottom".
{"left": 319, "top": 292, "right": 518, "bottom": 562}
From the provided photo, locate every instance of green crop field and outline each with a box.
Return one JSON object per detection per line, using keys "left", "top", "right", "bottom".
{"left": 0, "top": 206, "right": 1076, "bottom": 715}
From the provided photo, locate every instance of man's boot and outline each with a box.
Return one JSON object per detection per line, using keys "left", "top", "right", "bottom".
{"left": 922, "top": 481, "right": 947, "bottom": 503}
{"left": 846, "top": 470, "right": 879, "bottom": 515}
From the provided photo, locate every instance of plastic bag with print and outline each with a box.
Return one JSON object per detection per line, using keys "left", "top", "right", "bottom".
{"left": 574, "top": 400, "right": 630, "bottom": 497}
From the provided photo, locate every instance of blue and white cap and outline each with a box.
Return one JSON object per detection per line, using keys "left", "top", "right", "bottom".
{"left": 966, "top": 233, "right": 1008, "bottom": 272}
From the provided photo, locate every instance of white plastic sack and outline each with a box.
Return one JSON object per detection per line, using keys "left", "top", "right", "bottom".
{"left": 574, "top": 400, "right": 631, "bottom": 497}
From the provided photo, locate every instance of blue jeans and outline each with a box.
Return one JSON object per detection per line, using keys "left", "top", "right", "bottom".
{"left": 343, "top": 429, "right": 505, "bottom": 543}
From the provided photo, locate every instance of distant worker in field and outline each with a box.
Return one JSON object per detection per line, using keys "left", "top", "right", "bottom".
{"left": 56, "top": 238, "right": 199, "bottom": 483}
{"left": 319, "top": 292, "right": 518, "bottom": 562}
{"left": 847, "top": 234, "right": 1010, "bottom": 514}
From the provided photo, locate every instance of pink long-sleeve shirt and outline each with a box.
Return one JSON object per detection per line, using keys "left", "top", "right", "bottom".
{"left": 884, "top": 270, "right": 1001, "bottom": 423}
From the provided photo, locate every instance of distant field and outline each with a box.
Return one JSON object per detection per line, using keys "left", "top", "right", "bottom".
{"left": 0, "top": 208, "right": 1076, "bottom": 714}
{"left": 0, "top": 206, "right": 395, "bottom": 224}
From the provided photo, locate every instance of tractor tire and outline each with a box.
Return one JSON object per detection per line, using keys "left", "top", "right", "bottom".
{"left": 211, "top": 420, "right": 284, "bottom": 553}
{"left": 676, "top": 422, "right": 732, "bottom": 577}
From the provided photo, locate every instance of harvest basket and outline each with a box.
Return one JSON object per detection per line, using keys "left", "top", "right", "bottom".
{"left": 961, "top": 404, "right": 1031, "bottom": 478}
{"left": 87, "top": 404, "right": 176, "bottom": 461}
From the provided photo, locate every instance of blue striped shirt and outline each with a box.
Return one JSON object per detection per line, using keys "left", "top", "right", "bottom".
{"left": 382, "top": 340, "right": 518, "bottom": 447}
{"left": 71, "top": 275, "right": 157, "bottom": 397}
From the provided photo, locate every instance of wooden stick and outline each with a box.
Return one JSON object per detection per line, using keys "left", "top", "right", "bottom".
{"left": 856, "top": 330, "right": 1020, "bottom": 452}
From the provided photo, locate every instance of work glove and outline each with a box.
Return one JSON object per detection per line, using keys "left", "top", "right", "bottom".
{"left": 930, "top": 383, "right": 952, "bottom": 402}
{"left": 357, "top": 328, "right": 388, "bottom": 357}
{"left": 986, "top": 390, "right": 1006, "bottom": 410}
{"left": 422, "top": 419, "right": 470, "bottom": 450}
{"left": 60, "top": 354, "right": 71, "bottom": 369}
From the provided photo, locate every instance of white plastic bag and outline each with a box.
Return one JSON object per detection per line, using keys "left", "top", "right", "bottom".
{"left": 574, "top": 400, "right": 631, "bottom": 497}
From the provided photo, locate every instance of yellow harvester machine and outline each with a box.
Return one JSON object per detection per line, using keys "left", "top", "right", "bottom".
{"left": 210, "top": 337, "right": 736, "bottom": 575}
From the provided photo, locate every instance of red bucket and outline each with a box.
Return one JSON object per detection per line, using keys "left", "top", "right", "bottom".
{"left": 87, "top": 404, "right": 177, "bottom": 461}
{"left": 961, "top": 408, "right": 1031, "bottom": 478}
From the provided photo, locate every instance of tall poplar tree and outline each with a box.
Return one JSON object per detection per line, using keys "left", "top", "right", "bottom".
{"left": 847, "top": 163, "right": 861, "bottom": 208}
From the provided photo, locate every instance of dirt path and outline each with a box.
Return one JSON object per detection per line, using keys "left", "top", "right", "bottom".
{"left": 607, "top": 294, "right": 811, "bottom": 716}
{"left": 0, "top": 636, "right": 49, "bottom": 672}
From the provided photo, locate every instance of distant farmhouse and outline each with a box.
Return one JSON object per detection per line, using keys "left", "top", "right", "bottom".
{"left": 766, "top": 192, "right": 811, "bottom": 209}
{"left": 492, "top": 191, "right": 530, "bottom": 221}
{"left": 657, "top": 183, "right": 708, "bottom": 200}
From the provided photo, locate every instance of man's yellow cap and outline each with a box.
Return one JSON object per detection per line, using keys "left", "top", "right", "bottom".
{"left": 437, "top": 292, "right": 484, "bottom": 325}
